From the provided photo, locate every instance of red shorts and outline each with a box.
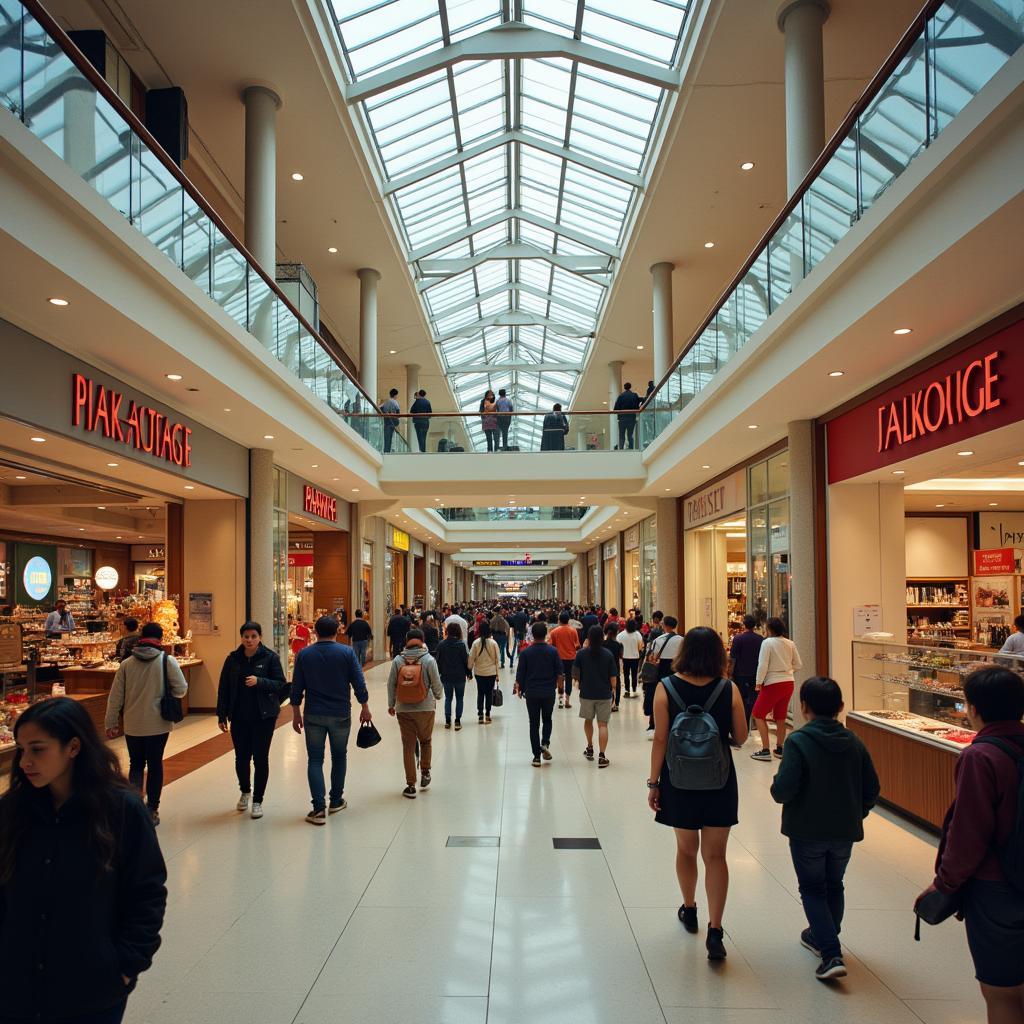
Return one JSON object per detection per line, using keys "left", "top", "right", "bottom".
{"left": 752, "top": 680, "right": 794, "bottom": 722}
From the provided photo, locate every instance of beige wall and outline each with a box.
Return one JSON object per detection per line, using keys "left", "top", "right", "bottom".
{"left": 905, "top": 517, "right": 968, "bottom": 577}
{"left": 183, "top": 499, "right": 247, "bottom": 708}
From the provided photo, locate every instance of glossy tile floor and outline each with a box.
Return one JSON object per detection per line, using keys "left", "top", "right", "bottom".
{"left": 126, "top": 661, "right": 984, "bottom": 1024}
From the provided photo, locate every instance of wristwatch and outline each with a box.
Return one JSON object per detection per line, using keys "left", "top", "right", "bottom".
{"left": 646, "top": 780, "right": 659, "bottom": 789}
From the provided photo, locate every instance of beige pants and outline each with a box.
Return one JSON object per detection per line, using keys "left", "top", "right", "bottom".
{"left": 397, "top": 710, "right": 435, "bottom": 784}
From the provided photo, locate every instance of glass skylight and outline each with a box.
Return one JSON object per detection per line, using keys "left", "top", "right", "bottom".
{"left": 332, "top": 0, "right": 692, "bottom": 447}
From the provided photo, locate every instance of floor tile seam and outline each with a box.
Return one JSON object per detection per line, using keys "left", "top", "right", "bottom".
{"left": 483, "top": 715, "right": 512, "bottom": 1024}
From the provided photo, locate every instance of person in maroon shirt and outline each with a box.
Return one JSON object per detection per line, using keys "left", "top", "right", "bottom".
{"left": 923, "top": 667, "right": 1024, "bottom": 1023}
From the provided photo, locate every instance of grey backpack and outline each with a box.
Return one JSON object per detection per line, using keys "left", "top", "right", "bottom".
{"left": 661, "top": 677, "right": 731, "bottom": 791}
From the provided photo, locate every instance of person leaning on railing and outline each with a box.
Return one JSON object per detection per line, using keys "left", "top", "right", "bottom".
{"left": 541, "top": 404, "right": 569, "bottom": 451}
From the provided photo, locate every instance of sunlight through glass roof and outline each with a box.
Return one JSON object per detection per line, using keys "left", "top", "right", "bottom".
{"left": 332, "top": 0, "right": 692, "bottom": 442}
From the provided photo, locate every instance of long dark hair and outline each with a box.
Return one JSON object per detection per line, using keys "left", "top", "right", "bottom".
{"left": 0, "top": 698, "right": 131, "bottom": 883}
{"left": 673, "top": 626, "right": 726, "bottom": 678}
{"left": 586, "top": 624, "right": 605, "bottom": 656}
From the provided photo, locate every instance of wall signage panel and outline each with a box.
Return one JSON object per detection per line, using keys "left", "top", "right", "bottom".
{"left": 303, "top": 485, "right": 337, "bottom": 523}
{"left": 684, "top": 470, "right": 746, "bottom": 529}
{"left": 973, "top": 548, "right": 1016, "bottom": 576}
{"left": 472, "top": 559, "right": 549, "bottom": 567}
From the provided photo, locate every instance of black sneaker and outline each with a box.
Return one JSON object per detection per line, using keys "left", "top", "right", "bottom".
{"left": 445, "top": 721, "right": 452, "bottom": 729}
{"left": 402, "top": 785, "right": 417, "bottom": 799}
{"left": 454, "top": 720, "right": 462, "bottom": 731}
{"left": 420, "top": 771, "right": 431, "bottom": 789}
{"left": 541, "top": 746, "right": 552, "bottom": 761}
{"left": 583, "top": 746, "right": 594, "bottom": 761}
{"left": 750, "top": 749, "right": 772, "bottom": 761}
{"left": 800, "top": 928, "right": 821, "bottom": 957}
{"left": 774, "top": 745, "right": 785, "bottom": 759}
{"left": 305, "top": 808, "right": 327, "bottom": 825}
{"left": 149, "top": 808, "right": 160, "bottom": 827}
{"left": 479, "top": 715, "right": 484, "bottom": 724}
{"left": 706, "top": 927, "right": 727, "bottom": 961}
{"left": 816, "top": 956, "right": 847, "bottom": 981}
{"left": 328, "top": 799, "right": 347, "bottom": 815}
{"left": 598, "top": 753, "right": 610, "bottom": 768}
{"left": 532, "top": 756, "right": 541, "bottom": 767}
{"left": 678, "top": 905, "right": 699, "bottom": 934}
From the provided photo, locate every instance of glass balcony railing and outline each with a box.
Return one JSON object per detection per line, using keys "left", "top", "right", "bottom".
{"left": 643, "top": 0, "right": 1023, "bottom": 445}
{"left": 359, "top": 411, "right": 648, "bottom": 454}
{"left": 434, "top": 506, "right": 590, "bottom": 522}
{"left": 0, "top": 0, "right": 385, "bottom": 449}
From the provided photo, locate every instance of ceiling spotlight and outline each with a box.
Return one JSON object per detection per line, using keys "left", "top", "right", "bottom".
{"left": 703, "top": 241, "right": 715, "bottom": 249}
{"left": 48, "top": 297, "right": 69, "bottom": 306}
{"left": 78, "top": 528, "right": 85, "bottom": 532}
{"left": 14, "top": 475, "right": 26, "bottom": 480}
{"left": 636, "top": 344, "right": 644, "bottom": 350}
{"left": 116, "top": 536, "right": 122, "bottom": 540}
{"left": 989, "top": 502, "right": 999, "bottom": 507}
{"left": 165, "top": 373, "right": 183, "bottom": 381}
{"left": 97, "top": 506, "right": 105, "bottom": 510}
{"left": 30, "top": 436, "right": 46, "bottom": 443}
{"left": 935, "top": 503, "right": 945, "bottom": 508}
{"left": 352, "top": 488, "right": 360, "bottom": 493}
{"left": 291, "top": 172, "right": 304, "bottom": 181}
{"left": 665, "top": 487, "right": 671, "bottom": 491}
{"left": 701, "top": 464, "right": 710, "bottom": 470}
{"left": 107, "top": 462, "right": 119, "bottom": 468}
{"left": 263, "top": 434, "right": 275, "bottom": 439}
{"left": 828, "top": 370, "right": 845, "bottom": 378}
{"left": 740, "top": 161, "right": 755, "bottom": 171}
{"left": 893, "top": 327, "right": 913, "bottom": 335}
{"left": 311, "top": 464, "right": 319, "bottom": 468}
{"left": 184, "top": 485, "right": 195, "bottom": 490}
{"left": 892, "top": 470, "right": 905, "bottom": 476}
{"left": 747, "top": 424, "right": 758, "bottom": 430}
{"left": 957, "top": 451, "right": 974, "bottom": 457}
{"left": 328, "top": 246, "right": 338, "bottom": 254}
{"left": 388, "top": 349, "right": 397, "bottom": 355}
{"left": 224, "top": 408, "right": 232, "bottom": 412}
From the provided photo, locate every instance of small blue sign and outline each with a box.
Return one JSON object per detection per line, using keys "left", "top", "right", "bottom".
{"left": 23, "top": 556, "right": 53, "bottom": 601}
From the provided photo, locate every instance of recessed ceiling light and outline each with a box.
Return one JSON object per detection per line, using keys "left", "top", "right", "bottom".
{"left": 389, "top": 349, "right": 397, "bottom": 355}
{"left": 935, "top": 503, "right": 945, "bottom": 508}
{"left": 352, "top": 488, "right": 360, "bottom": 493}
{"left": 138, "top": 535, "right": 144, "bottom": 539}
{"left": 636, "top": 344, "right": 644, "bottom": 350}
{"left": 703, "top": 241, "right": 715, "bottom": 249}
{"left": 957, "top": 451, "right": 973, "bottom": 457}
{"left": 892, "top": 470, "right": 905, "bottom": 476}
{"left": 184, "top": 485, "right": 195, "bottom": 490}
{"left": 989, "top": 502, "right": 999, "bottom": 507}
{"left": 291, "top": 172, "right": 304, "bottom": 181}
{"left": 97, "top": 506, "right": 105, "bottom": 510}
{"left": 665, "top": 487, "right": 671, "bottom": 491}
{"left": 740, "top": 161, "right": 755, "bottom": 171}
{"left": 30, "top": 436, "right": 45, "bottom": 443}
{"left": 165, "top": 373, "right": 183, "bottom": 381}
{"left": 828, "top": 370, "right": 845, "bottom": 378}
{"left": 14, "top": 475, "right": 25, "bottom": 480}
{"left": 223, "top": 408, "right": 232, "bottom": 412}
{"left": 107, "top": 462, "right": 118, "bottom": 467}
{"left": 328, "top": 246, "right": 338, "bottom": 253}
{"left": 116, "top": 536, "right": 122, "bottom": 539}
{"left": 701, "top": 464, "right": 710, "bottom": 470}
{"left": 78, "top": 528, "right": 85, "bottom": 532}
{"left": 311, "top": 464, "right": 319, "bottom": 468}
{"left": 747, "top": 424, "right": 758, "bottom": 430}
{"left": 263, "top": 434, "right": 274, "bottom": 439}
{"left": 893, "top": 327, "right": 913, "bottom": 335}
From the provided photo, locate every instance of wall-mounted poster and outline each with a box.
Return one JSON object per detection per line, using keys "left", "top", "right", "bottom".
{"left": 188, "top": 592, "right": 213, "bottom": 635}
{"left": 972, "top": 575, "right": 1014, "bottom": 645}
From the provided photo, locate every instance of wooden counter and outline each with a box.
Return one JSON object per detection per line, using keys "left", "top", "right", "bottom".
{"left": 847, "top": 713, "right": 958, "bottom": 831}
{"left": 0, "top": 692, "right": 108, "bottom": 775}
{"left": 61, "top": 660, "right": 202, "bottom": 714}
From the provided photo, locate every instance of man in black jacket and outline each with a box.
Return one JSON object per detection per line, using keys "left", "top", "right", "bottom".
{"left": 614, "top": 382, "right": 642, "bottom": 450}
{"left": 514, "top": 621, "right": 564, "bottom": 766}
{"left": 507, "top": 608, "right": 529, "bottom": 668}
{"left": 410, "top": 389, "right": 432, "bottom": 452}
{"left": 540, "top": 404, "right": 569, "bottom": 451}
{"left": 387, "top": 609, "right": 411, "bottom": 658}
{"left": 216, "top": 621, "right": 288, "bottom": 819}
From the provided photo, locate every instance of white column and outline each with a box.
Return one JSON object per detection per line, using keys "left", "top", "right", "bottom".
{"left": 406, "top": 364, "right": 420, "bottom": 405}
{"left": 358, "top": 269, "right": 381, "bottom": 400}
{"left": 243, "top": 86, "right": 281, "bottom": 275}
{"left": 778, "top": 0, "right": 831, "bottom": 195}
{"left": 248, "top": 449, "right": 275, "bottom": 633}
{"left": 650, "top": 262, "right": 674, "bottom": 384}
{"left": 655, "top": 496, "right": 680, "bottom": 618}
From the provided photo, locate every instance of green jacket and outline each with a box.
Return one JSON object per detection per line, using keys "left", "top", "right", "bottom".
{"left": 770, "top": 717, "right": 880, "bottom": 842}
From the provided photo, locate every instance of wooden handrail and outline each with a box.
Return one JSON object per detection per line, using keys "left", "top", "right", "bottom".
{"left": 346, "top": 409, "right": 643, "bottom": 418}
{"left": 645, "top": 0, "right": 946, "bottom": 401}
{"left": 18, "top": 0, "right": 380, "bottom": 413}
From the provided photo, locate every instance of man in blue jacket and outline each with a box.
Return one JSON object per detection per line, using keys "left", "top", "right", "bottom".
{"left": 514, "top": 622, "right": 564, "bottom": 767}
{"left": 613, "top": 382, "right": 642, "bottom": 450}
{"left": 291, "top": 615, "right": 372, "bottom": 825}
{"left": 410, "top": 389, "right": 432, "bottom": 452}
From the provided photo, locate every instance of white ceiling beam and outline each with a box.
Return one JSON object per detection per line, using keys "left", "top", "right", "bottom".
{"left": 429, "top": 282, "right": 598, "bottom": 321}
{"left": 418, "top": 243, "right": 611, "bottom": 286}
{"left": 345, "top": 24, "right": 679, "bottom": 104}
{"left": 436, "top": 310, "right": 592, "bottom": 342}
{"left": 443, "top": 361, "right": 581, "bottom": 373}
{"left": 382, "top": 130, "right": 644, "bottom": 194}
{"left": 407, "top": 208, "right": 620, "bottom": 261}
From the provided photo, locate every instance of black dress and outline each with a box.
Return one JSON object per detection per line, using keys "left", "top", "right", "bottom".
{"left": 654, "top": 675, "right": 738, "bottom": 831}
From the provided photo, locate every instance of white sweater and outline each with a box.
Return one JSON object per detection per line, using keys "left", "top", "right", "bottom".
{"left": 469, "top": 637, "right": 501, "bottom": 676}
{"left": 754, "top": 636, "right": 802, "bottom": 688}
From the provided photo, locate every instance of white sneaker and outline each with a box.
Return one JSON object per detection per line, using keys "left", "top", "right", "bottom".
{"left": 236, "top": 793, "right": 249, "bottom": 812}
{"left": 250, "top": 802, "right": 263, "bottom": 819}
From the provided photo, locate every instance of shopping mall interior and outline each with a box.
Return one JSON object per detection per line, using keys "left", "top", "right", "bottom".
{"left": 0, "top": 0, "right": 1023, "bottom": 1021}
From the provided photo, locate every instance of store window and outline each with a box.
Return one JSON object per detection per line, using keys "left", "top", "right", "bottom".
{"left": 271, "top": 468, "right": 289, "bottom": 667}
{"left": 641, "top": 516, "right": 657, "bottom": 616}
{"left": 747, "top": 451, "right": 791, "bottom": 631}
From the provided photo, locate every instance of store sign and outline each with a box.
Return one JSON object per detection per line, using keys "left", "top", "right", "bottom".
{"left": 130, "top": 545, "right": 165, "bottom": 561}
{"left": 472, "top": 559, "right": 548, "bottom": 567}
{"left": 94, "top": 565, "right": 119, "bottom": 590}
{"left": 980, "top": 513, "right": 1024, "bottom": 549}
{"left": 71, "top": 373, "right": 193, "bottom": 467}
{"left": 973, "top": 548, "right": 1016, "bottom": 576}
{"left": 22, "top": 556, "right": 52, "bottom": 601}
{"left": 390, "top": 528, "right": 410, "bottom": 552}
{"left": 603, "top": 540, "right": 618, "bottom": 560}
{"left": 303, "top": 485, "right": 337, "bottom": 523}
{"left": 362, "top": 542, "right": 373, "bottom": 566}
{"left": 827, "top": 318, "right": 1024, "bottom": 483}
{"left": 624, "top": 525, "right": 640, "bottom": 551}
{"left": 684, "top": 470, "right": 745, "bottom": 530}
{"left": 288, "top": 553, "right": 314, "bottom": 568}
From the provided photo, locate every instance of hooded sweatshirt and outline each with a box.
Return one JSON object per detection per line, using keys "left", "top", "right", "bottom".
{"left": 770, "top": 716, "right": 880, "bottom": 842}
{"left": 105, "top": 641, "right": 188, "bottom": 736}
{"left": 387, "top": 643, "right": 443, "bottom": 713}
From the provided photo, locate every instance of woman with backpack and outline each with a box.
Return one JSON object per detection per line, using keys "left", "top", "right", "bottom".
{"left": 647, "top": 626, "right": 748, "bottom": 962}
{"left": 468, "top": 619, "right": 501, "bottom": 724}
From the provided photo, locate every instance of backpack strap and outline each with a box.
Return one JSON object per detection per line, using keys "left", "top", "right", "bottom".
{"left": 703, "top": 678, "right": 729, "bottom": 713}
{"left": 974, "top": 736, "right": 1024, "bottom": 761}
{"left": 660, "top": 675, "right": 684, "bottom": 709}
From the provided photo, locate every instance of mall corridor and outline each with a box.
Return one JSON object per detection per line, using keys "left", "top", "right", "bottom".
{"left": 124, "top": 659, "right": 981, "bottom": 1024}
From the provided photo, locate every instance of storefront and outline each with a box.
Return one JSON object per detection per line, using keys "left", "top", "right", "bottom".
{"left": 624, "top": 525, "right": 641, "bottom": 612}
{"left": 587, "top": 547, "right": 599, "bottom": 606}
{"left": 386, "top": 525, "right": 409, "bottom": 612}
{"left": 361, "top": 541, "right": 373, "bottom": 617}
{"left": 822, "top": 308, "right": 1024, "bottom": 828}
{"left": 640, "top": 514, "right": 657, "bottom": 616}
{"left": 602, "top": 539, "right": 620, "bottom": 611}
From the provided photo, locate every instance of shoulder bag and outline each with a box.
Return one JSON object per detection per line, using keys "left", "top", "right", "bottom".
{"left": 159, "top": 652, "right": 184, "bottom": 723}
{"left": 641, "top": 635, "right": 668, "bottom": 685}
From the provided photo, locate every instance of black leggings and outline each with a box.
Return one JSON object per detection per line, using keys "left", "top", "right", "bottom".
{"left": 231, "top": 715, "right": 278, "bottom": 802}
{"left": 622, "top": 658, "right": 639, "bottom": 693}
{"left": 125, "top": 733, "right": 170, "bottom": 810}
{"left": 476, "top": 675, "right": 496, "bottom": 714}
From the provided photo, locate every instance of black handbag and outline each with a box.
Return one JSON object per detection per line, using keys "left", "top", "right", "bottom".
{"left": 641, "top": 636, "right": 667, "bottom": 685}
{"left": 356, "top": 720, "right": 382, "bottom": 749}
{"left": 913, "top": 887, "right": 961, "bottom": 941}
{"left": 159, "top": 652, "right": 184, "bottom": 723}
{"left": 491, "top": 686, "right": 504, "bottom": 708}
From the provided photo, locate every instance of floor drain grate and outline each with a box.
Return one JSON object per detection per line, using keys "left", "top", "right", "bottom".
{"left": 553, "top": 837, "right": 602, "bottom": 850}
{"left": 446, "top": 836, "right": 500, "bottom": 847}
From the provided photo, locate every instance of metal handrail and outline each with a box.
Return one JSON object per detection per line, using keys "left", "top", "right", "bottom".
{"left": 18, "top": 0, "right": 380, "bottom": 413}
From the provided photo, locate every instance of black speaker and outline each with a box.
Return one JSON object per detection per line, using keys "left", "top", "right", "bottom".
{"left": 145, "top": 87, "right": 189, "bottom": 166}
{"left": 67, "top": 30, "right": 107, "bottom": 76}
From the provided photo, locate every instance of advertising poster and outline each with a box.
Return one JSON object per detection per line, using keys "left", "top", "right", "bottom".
{"left": 188, "top": 592, "right": 213, "bottom": 635}
{"left": 972, "top": 575, "right": 1013, "bottom": 640}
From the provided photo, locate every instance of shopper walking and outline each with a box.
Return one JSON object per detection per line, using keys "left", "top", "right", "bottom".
{"left": 347, "top": 609, "right": 373, "bottom": 666}
{"left": 550, "top": 611, "right": 581, "bottom": 709}
{"left": 491, "top": 607, "right": 510, "bottom": 668}
{"left": 480, "top": 389, "right": 499, "bottom": 452}
{"left": 771, "top": 677, "right": 880, "bottom": 982}
{"left": 291, "top": 615, "right": 372, "bottom": 825}
{"left": 923, "top": 667, "right": 1024, "bottom": 1023}
{"left": 445, "top": 606, "right": 470, "bottom": 651}
{"left": 436, "top": 621, "right": 472, "bottom": 730}
{"left": 574, "top": 625, "right": 618, "bottom": 768}
{"left": 469, "top": 620, "right": 501, "bottom": 724}
{"left": 647, "top": 627, "right": 748, "bottom": 961}
{"left": 496, "top": 388, "right": 514, "bottom": 449}
{"left": 604, "top": 620, "right": 624, "bottom": 710}
{"left": 728, "top": 614, "right": 763, "bottom": 733}
{"left": 644, "top": 616, "right": 682, "bottom": 735}
{"left": 410, "top": 388, "right": 432, "bottom": 452}
{"left": 387, "top": 628, "right": 443, "bottom": 798}
{"left": 751, "top": 617, "right": 802, "bottom": 761}
{"left": 381, "top": 387, "right": 401, "bottom": 453}
{"left": 614, "top": 382, "right": 642, "bottom": 450}
{"left": 422, "top": 613, "right": 440, "bottom": 654}
{"left": 617, "top": 618, "right": 645, "bottom": 700}
{"left": 216, "top": 621, "right": 288, "bottom": 819}
{"left": 115, "top": 616, "right": 141, "bottom": 661}
{"left": 104, "top": 622, "right": 188, "bottom": 826}
{"left": 508, "top": 606, "right": 529, "bottom": 667}
{"left": 514, "top": 621, "right": 563, "bottom": 766}
{"left": 387, "top": 608, "right": 411, "bottom": 658}
{"left": 0, "top": 697, "right": 167, "bottom": 1024}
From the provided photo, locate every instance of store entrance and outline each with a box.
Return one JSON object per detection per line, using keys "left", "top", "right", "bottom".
{"left": 684, "top": 516, "right": 747, "bottom": 641}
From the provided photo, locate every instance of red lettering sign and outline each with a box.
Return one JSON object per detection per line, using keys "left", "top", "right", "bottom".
{"left": 973, "top": 548, "right": 1016, "bottom": 577}
{"left": 70, "top": 374, "right": 193, "bottom": 468}
{"left": 303, "top": 485, "right": 337, "bottom": 523}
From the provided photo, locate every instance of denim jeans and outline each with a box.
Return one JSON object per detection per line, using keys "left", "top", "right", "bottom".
{"left": 303, "top": 714, "right": 352, "bottom": 811}
{"left": 476, "top": 675, "right": 496, "bottom": 714}
{"left": 789, "top": 838, "right": 853, "bottom": 960}
{"left": 352, "top": 639, "right": 369, "bottom": 666}
{"left": 442, "top": 678, "right": 466, "bottom": 723}
{"left": 495, "top": 632, "right": 508, "bottom": 667}
{"left": 125, "top": 733, "right": 169, "bottom": 810}
{"left": 526, "top": 694, "right": 555, "bottom": 757}
{"left": 561, "top": 660, "right": 575, "bottom": 699}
